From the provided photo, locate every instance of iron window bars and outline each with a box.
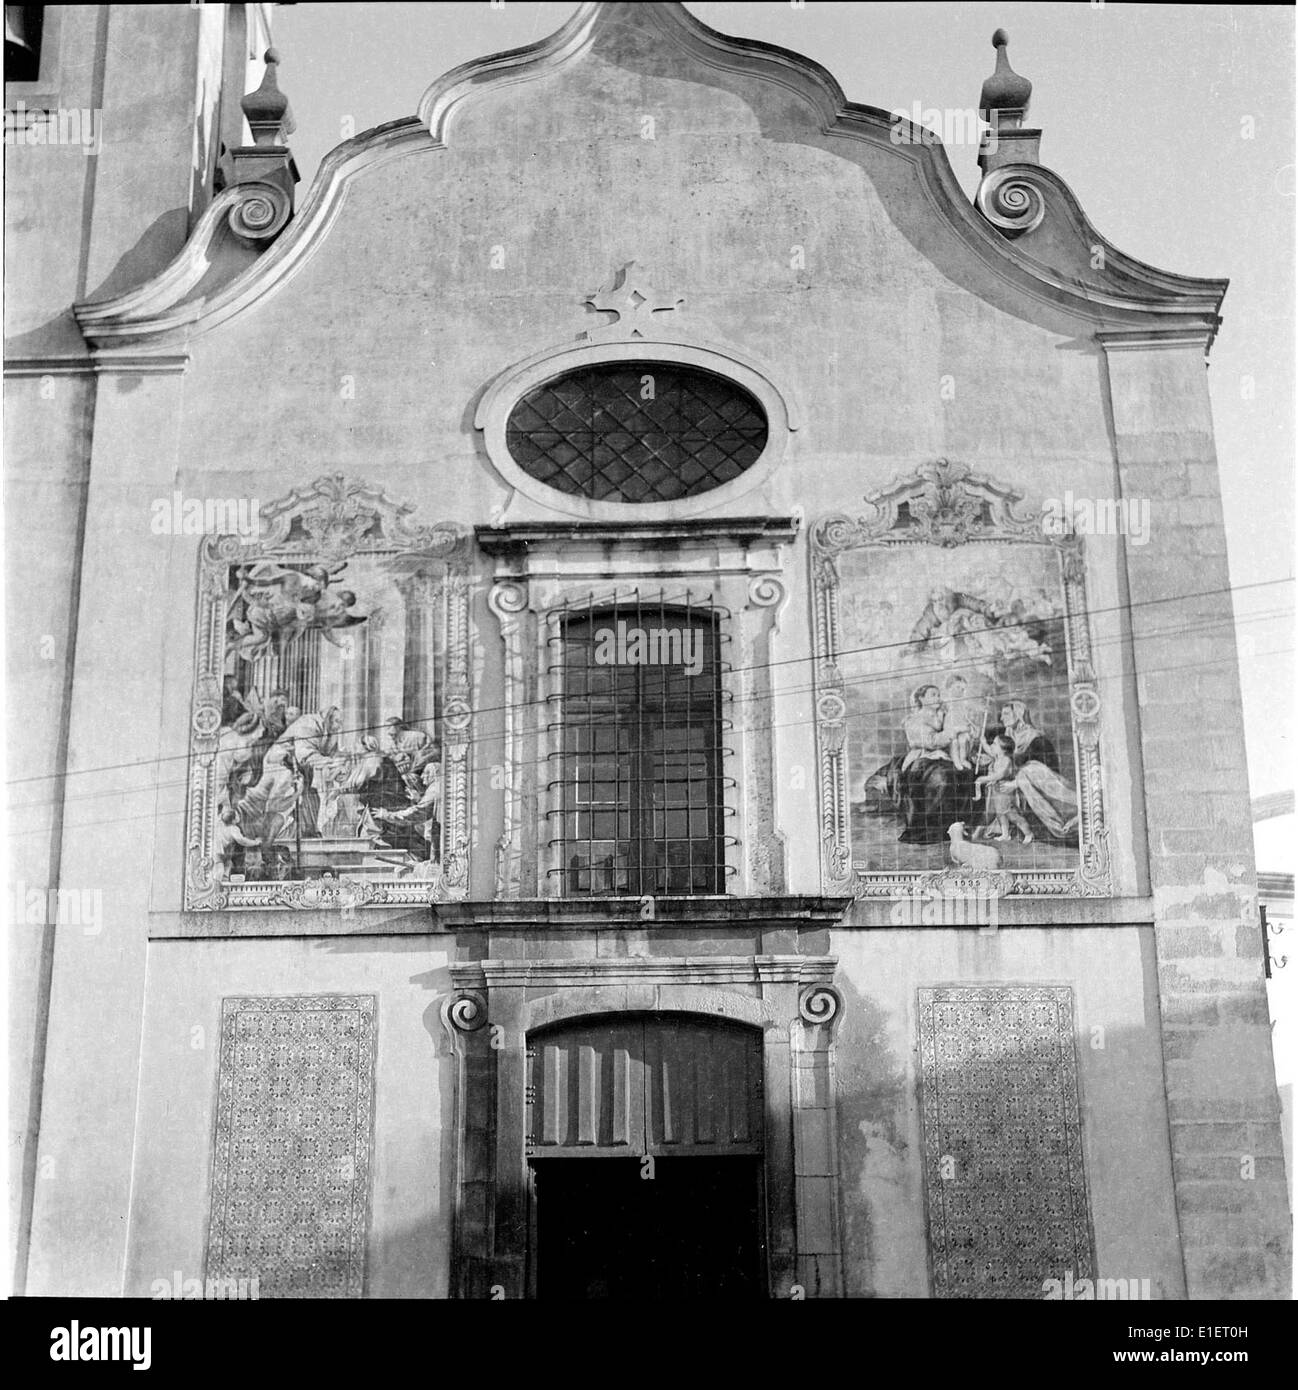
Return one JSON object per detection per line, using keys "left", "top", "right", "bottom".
{"left": 506, "top": 362, "right": 769, "bottom": 503}
{"left": 546, "top": 592, "right": 737, "bottom": 896}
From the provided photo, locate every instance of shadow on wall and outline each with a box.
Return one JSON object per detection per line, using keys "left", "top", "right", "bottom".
{"left": 82, "top": 206, "right": 192, "bottom": 304}
{"left": 834, "top": 975, "right": 1289, "bottom": 1301}
{"left": 832, "top": 970, "right": 912, "bottom": 1298}
{"left": 266, "top": 937, "right": 457, "bottom": 1298}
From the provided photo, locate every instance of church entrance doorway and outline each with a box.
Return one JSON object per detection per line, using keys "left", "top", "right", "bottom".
{"left": 526, "top": 1014, "right": 766, "bottom": 1299}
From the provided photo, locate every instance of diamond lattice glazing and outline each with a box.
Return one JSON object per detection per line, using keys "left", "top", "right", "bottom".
{"left": 506, "top": 363, "right": 769, "bottom": 502}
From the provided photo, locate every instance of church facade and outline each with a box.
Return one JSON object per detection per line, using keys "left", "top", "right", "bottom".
{"left": 6, "top": 2, "right": 1289, "bottom": 1299}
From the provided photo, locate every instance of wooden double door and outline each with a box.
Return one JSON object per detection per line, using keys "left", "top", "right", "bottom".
{"left": 527, "top": 1014, "right": 767, "bottom": 1299}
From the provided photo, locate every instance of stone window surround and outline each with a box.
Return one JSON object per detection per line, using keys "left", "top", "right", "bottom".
{"left": 503, "top": 360, "right": 771, "bottom": 505}
{"left": 480, "top": 518, "right": 798, "bottom": 903}
{"left": 474, "top": 338, "right": 800, "bottom": 524}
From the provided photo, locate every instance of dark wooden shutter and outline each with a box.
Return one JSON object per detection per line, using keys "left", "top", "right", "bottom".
{"left": 527, "top": 1016, "right": 762, "bottom": 1158}
{"left": 528, "top": 1017, "right": 644, "bottom": 1154}
{"left": 644, "top": 1016, "right": 763, "bottom": 1155}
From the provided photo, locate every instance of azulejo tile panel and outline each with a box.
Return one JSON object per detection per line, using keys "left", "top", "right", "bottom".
{"left": 811, "top": 459, "right": 1111, "bottom": 899}
{"left": 918, "top": 985, "right": 1094, "bottom": 1299}
{"left": 205, "top": 994, "right": 377, "bottom": 1298}
{"left": 186, "top": 474, "right": 473, "bottom": 911}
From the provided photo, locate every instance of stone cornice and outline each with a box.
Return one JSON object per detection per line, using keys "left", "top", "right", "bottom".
{"left": 432, "top": 894, "right": 850, "bottom": 930}
{"left": 4, "top": 356, "right": 94, "bottom": 378}
{"left": 68, "top": 2, "right": 1228, "bottom": 357}
{"left": 449, "top": 953, "right": 838, "bottom": 991}
{"left": 474, "top": 517, "right": 799, "bottom": 555}
{"left": 1096, "top": 329, "right": 1217, "bottom": 354}
{"left": 3, "top": 351, "right": 190, "bottom": 376}
{"left": 1257, "top": 872, "right": 1293, "bottom": 901}
{"left": 150, "top": 892, "right": 1157, "bottom": 939}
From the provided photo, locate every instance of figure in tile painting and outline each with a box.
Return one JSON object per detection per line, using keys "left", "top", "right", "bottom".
{"left": 225, "top": 561, "right": 366, "bottom": 661}
{"left": 996, "top": 701, "right": 1078, "bottom": 843}
{"left": 236, "top": 705, "right": 344, "bottom": 845}
{"left": 972, "top": 733, "right": 1034, "bottom": 843}
{"left": 206, "top": 535, "right": 454, "bottom": 888}
{"left": 842, "top": 539, "right": 1082, "bottom": 872}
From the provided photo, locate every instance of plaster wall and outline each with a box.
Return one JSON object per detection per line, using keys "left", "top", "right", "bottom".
{"left": 3, "top": 375, "right": 94, "bottom": 1288}
{"left": 5, "top": 5, "right": 226, "bottom": 351}
{"left": 832, "top": 925, "right": 1187, "bottom": 1298}
{"left": 6, "top": 1, "right": 238, "bottom": 1290}
{"left": 122, "top": 924, "right": 1190, "bottom": 1300}
{"left": 125, "top": 935, "right": 453, "bottom": 1299}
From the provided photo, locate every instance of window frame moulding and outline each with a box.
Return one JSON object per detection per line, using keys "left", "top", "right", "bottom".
{"left": 484, "top": 524, "right": 794, "bottom": 900}
{"left": 475, "top": 336, "right": 801, "bottom": 525}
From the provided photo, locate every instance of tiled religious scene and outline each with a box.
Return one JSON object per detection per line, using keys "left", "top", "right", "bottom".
{"left": 187, "top": 477, "right": 472, "bottom": 910}
{"left": 843, "top": 540, "right": 1077, "bottom": 874}
{"left": 219, "top": 557, "right": 440, "bottom": 879}
{"left": 813, "top": 459, "right": 1110, "bottom": 897}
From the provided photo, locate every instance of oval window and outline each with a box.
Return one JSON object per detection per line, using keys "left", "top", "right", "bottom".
{"left": 505, "top": 362, "right": 769, "bottom": 503}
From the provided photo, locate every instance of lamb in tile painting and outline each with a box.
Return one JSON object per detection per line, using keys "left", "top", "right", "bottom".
{"left": 946, "top": 822, "right": 1002, "bottom": 871}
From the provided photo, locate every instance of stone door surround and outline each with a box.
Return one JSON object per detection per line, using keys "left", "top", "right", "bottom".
{"left": 440, "top": 910, "right": 848, "bottom": 1299}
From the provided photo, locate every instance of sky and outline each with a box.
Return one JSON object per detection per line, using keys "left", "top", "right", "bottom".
{"left": 272, "top": 2, "right": 1295, "bottom": 811}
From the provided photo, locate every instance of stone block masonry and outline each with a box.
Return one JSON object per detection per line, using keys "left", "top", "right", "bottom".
{"left": 1104, "top": 338, "right": 1290, "bottom": 1298}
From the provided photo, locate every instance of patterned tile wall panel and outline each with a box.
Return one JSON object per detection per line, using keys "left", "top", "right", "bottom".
{"left": 918, "top": 985, "right": 1093, "bottom": 1298}
{"left": 205, "top": 994, "right": 377, "bottom": 1298}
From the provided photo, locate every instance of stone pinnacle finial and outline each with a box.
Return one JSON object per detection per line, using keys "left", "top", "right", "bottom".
{"left": 242, "top": 47, "right": 296, "bottom": 146}
{"left": 979, "top": 28, "right": 1032, "bottom": 121}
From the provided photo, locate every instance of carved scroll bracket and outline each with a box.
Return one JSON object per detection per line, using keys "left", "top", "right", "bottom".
{"left": 976, "top": 166, "right": 1048, "bottom": 237}
{"left": 798, "top": 983, "right": 843, "bottom": 1029}
{"left": 444, "top": 990, "right": 489, "bottom": 1034}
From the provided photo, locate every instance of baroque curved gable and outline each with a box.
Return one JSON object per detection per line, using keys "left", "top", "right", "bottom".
{"left": 72, "top": 2, "right": 1225, "bottom": 369}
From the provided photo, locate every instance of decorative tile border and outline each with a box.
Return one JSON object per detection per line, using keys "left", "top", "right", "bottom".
{"left": 918, "top": 984, "right": 1094, "bottom": 1298}
{"left": 205, "top": 994, "right": 377, "bottom": 1298}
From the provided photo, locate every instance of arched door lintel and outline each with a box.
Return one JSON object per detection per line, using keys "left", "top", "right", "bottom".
{"left": 523, "top": 986, "right": 777, "bottom": 1036}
